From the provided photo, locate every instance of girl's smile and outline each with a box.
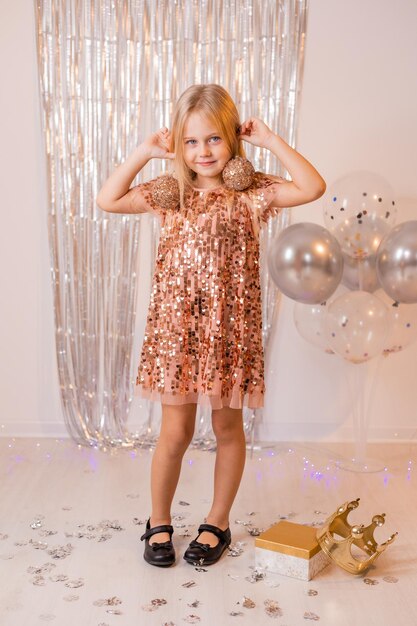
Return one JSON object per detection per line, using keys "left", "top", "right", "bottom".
{"left": 183, "top": 112, "right": 232, "bottom": 188}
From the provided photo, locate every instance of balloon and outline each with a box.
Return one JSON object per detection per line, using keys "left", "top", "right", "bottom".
{"left": 324, "top": 290, "right": 389, "bottom": 363}
{"left": 332, "top": 215, "right": 390, "bottom": 260}
{"left": 293, "top": 284, "right": 349, "bottom": 354}
{"left": 374, "top": 288, "right": 417, "bottom": 355}
{"left": 323, "top": 171, "right": 397, "bottom": 259}
{"left": 294, "top": 301, "right": 334, "bottom": 353}
{"left": 341, "top": 253, "right": 380, "bottom": 292}
{"left": 267, "top": 222, "right": 343, "bottom": 304}
{"left": 376, "top": 220, "right": 417, "bottom": 303}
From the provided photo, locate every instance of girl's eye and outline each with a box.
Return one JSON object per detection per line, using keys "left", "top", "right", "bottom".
{"left": 209, "top": 136, "right": 221, "bottom": 143}
{"left": 185, "top": 139, "right": 197, "bottom": 145}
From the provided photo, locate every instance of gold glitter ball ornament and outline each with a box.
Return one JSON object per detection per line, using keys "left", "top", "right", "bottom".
{"left": 222, "top": 157, "right": 255, "bottom": 191}
{"left": 152, "top": 175, "right": 180, "bottom": 210}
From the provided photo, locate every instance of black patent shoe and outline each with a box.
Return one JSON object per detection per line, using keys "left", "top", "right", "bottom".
{"left": 140, "top": 519, "right": 175, "bottom": 567}
{"left": 183, "top": 523, "right": 231, "bottom": 566}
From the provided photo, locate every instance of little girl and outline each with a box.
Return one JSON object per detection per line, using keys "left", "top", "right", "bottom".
{"left": 97, "top": 84, "right": 326, "bottom": 568}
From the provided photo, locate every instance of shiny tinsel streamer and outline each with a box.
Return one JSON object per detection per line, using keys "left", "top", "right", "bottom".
{"left": 34, "top": 0, "right": 307, "bottom": 449}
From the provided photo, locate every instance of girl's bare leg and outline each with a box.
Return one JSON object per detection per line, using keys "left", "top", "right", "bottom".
{"left": 198, "top": 406, "right": 246, "bottom": 546}
{"left": 148, "top": 402, "right": 197, "bottom": 543}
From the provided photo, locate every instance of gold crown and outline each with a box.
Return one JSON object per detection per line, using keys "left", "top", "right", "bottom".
{"left": 316, "top": 498, "right": 398, "bottom": 574}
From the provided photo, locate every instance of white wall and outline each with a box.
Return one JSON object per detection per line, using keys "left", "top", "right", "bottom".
{"left": 260, "top": 0, "right": 417, "bottom": 442}
{"left": 1, "top": 0, "right": 416, "bottom": 440}
{"left": 0, "top": 0, "right": 64, "bottom": 437}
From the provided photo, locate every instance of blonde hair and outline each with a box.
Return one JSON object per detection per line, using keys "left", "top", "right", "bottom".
{"left": 169, "top": 84, "right": 246, "bottom": 206}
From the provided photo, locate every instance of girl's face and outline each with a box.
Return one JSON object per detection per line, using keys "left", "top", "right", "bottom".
{"left": 182, "top": 111, "right": 232, "bottom": 188}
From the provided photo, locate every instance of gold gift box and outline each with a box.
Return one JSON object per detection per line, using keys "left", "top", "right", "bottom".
{"left": 255, "top": 521, "right": 330, "bottom": 580}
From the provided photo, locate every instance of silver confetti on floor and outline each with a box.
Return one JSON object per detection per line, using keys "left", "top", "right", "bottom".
{"left": 28, "top": 563, "right": 56, "bottom": 575}
{"left": 245, "top": 568, "right": 266, "bottom": 583}
{"left": 264, "top": 598, "right": 283, "bottom": 618}
{"left": 183, "top": 616, "right": 201, "bottom": 624}
{"left": 307, "top": 589, "right": 318, "bottom": 596}
{"left": 141, "top": 598, "right": 168, "bottom": 612}
{"left": 47, "top": 544, "right": 74, "bottom": 559}
{"left": 75, "top": 520, "right": 124, "bottom": 537}
{"left": 29, "top": 540, "right": 48, "bottom": 550}
{"left": 363, "top": 578, "right": 379, "bottom": 585}
{"left": 65, "top": 578, "right": 84, "bottom": 588}
{"left": 304, "top": 611, "right": 320, "bottom": 621}
{"left": 242, "top": 596, "right": 256, "bottom": 608}
{"left": 247, "top": 527, "right": 264, "bottom": 536}
{"left": 31, "top": 521, "right": 43, "bottom": 529}
{"left": 234, "top": 519, "right": 264, "bottom": 536}
{"left": 94, "top": 597, "right": 122, "bottom": 606}
{"left": 383, "top": 576, "right": 399, "bottom": 583}
{"left": 227, "top": 541, "right": 246, "bottom": 557}
{"left": 31, "top": 518, "right": 44, "bottom": 529}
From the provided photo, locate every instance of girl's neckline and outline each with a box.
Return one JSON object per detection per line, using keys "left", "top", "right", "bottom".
{"left": 190, "top": 183, "right": 225, "bottom": 193}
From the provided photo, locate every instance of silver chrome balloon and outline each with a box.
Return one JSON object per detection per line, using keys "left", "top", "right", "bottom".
{"left": 376, "top": 221, "right": 417, "bottom": 304}
{"left": 267, "top": 223, "right": 343, "bottom": 304}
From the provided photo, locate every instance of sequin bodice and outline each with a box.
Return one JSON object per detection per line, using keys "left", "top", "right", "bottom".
{"left": 135, "top": 172, "right": 282, "bottom": 410}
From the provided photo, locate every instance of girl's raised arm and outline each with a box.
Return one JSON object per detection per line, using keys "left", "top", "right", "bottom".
{"left": 239, "top": 117, "right": 326, "bottom": 208}
{"left": 96, "top": 128, "right": 174, "bottom": 214}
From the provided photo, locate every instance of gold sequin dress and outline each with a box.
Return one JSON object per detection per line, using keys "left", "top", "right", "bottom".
{"left": 135, "top": 172, "right": 282, "bottom": 410}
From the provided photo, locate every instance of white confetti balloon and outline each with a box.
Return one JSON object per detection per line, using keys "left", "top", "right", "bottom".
{"left": 324, "top": 290, "right": 389, "bottom": 363}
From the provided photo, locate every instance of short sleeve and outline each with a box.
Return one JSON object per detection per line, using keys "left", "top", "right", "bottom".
{"left": 130, "top": 178, "right": 166, "bottom": 220}
{"left": 247, "top": 171, "right": 286, "bottom": 225}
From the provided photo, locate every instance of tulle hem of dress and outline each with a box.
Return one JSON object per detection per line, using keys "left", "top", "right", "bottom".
{"left": 134, "top": 383, "right": 264, "bottom": 410}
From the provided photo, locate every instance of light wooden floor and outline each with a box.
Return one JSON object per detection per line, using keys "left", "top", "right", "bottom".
{"left": 0, "top": 437, "right": 416, "bottom": 626}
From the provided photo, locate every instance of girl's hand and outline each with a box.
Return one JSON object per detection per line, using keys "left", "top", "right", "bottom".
{"left": 238, "top": 117, "right": 275, "bottom": 150}
{"left": 142, "top": 127, "right": 175, "bottom": 160}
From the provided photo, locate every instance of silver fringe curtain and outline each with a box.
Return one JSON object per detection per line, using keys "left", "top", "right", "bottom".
{"left": 34, "top": 0, "right": 307, "bottom": 449}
